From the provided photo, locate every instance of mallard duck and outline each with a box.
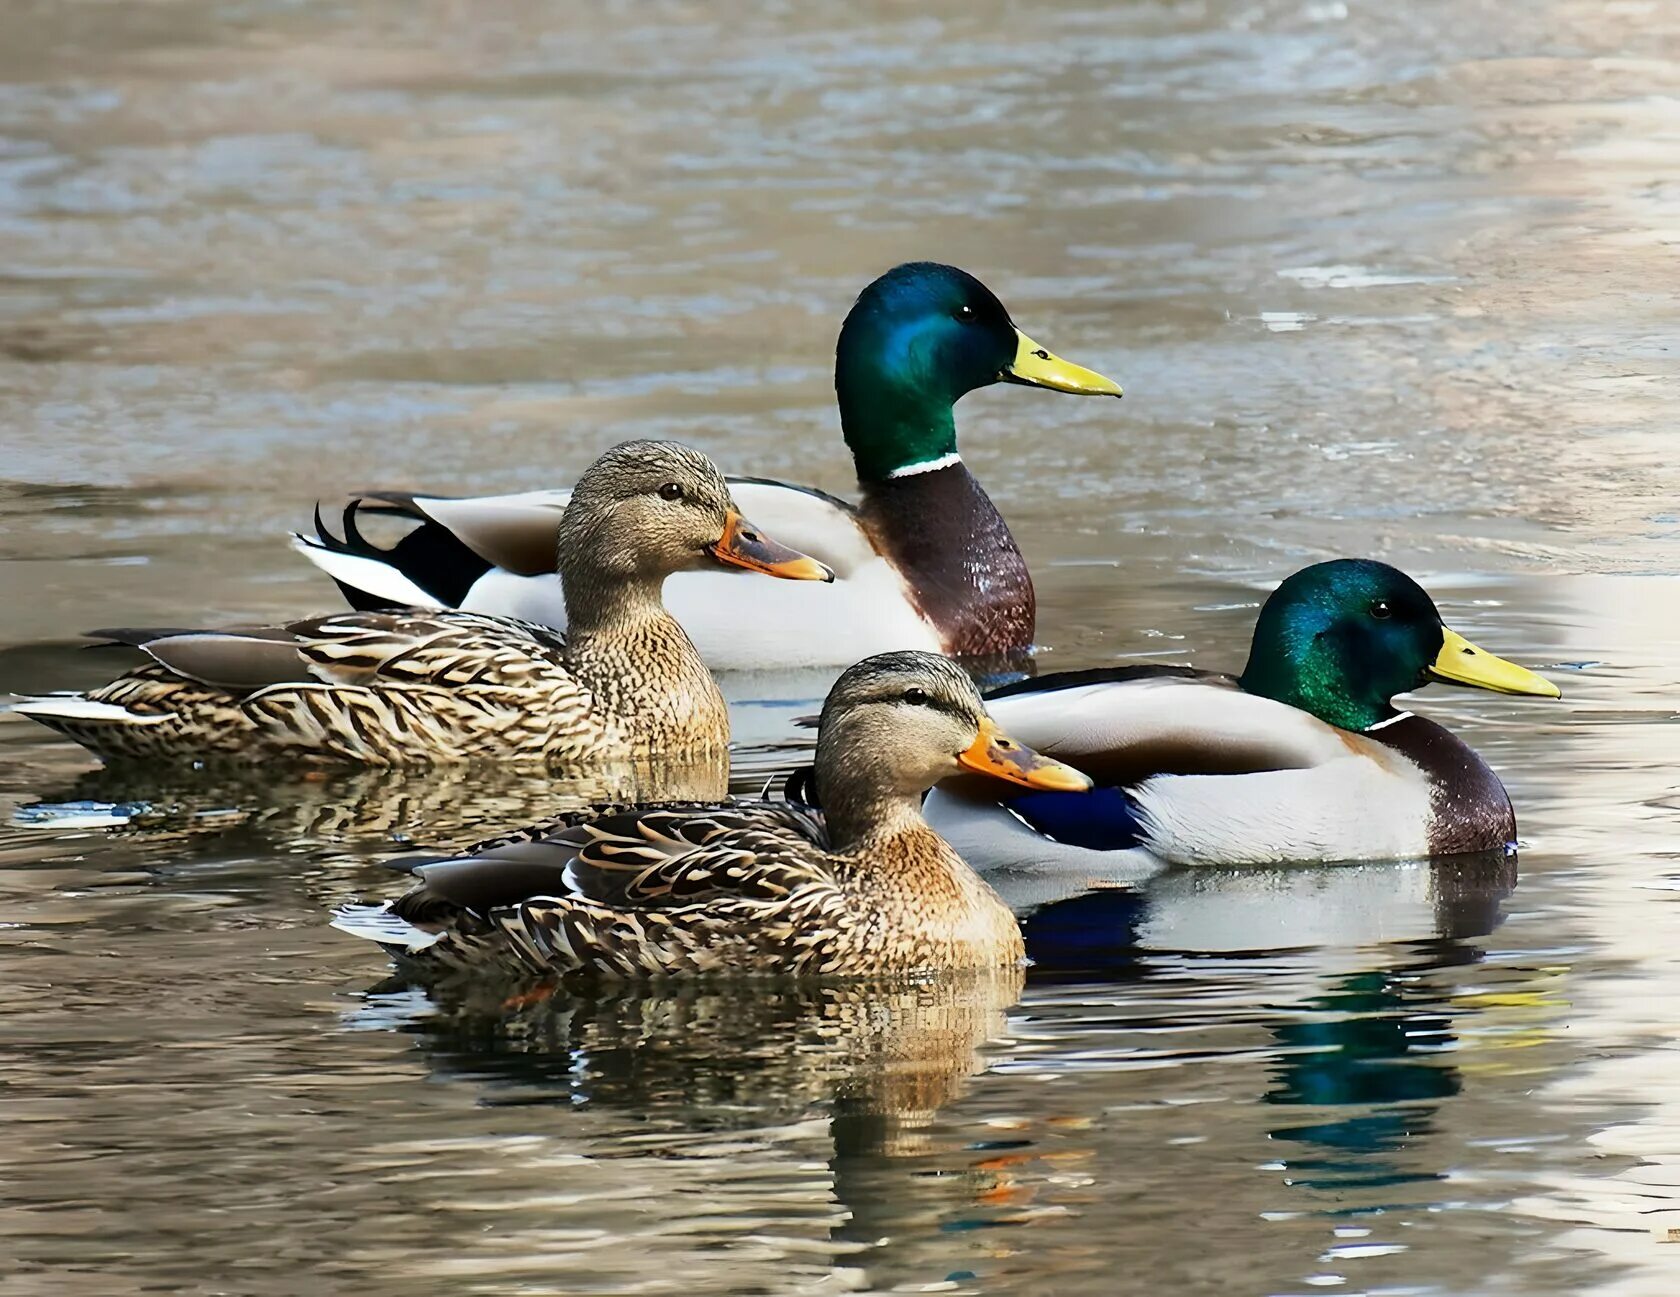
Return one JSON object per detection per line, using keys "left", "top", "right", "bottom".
{"left": 923, "top": 560, "right": 1561, "bottom": 868}
{"left": 15, "top": 440, "right": 832, "bottom": 766}
{"left": 330, "top": 651, "right": 1093, "bottom": 978}
{"left": 292, "top": 263, "right": 1122, "bottom": 670}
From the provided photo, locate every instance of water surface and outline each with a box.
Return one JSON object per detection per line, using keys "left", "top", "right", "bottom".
{"left": 3, "top": 1, "right": 1680, "bottom": 1293}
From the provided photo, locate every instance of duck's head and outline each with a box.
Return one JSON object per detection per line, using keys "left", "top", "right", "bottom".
{"left": 1238, "top": 559, "right": 1560, "bottom": 732}
{"left": 815, "top": 651, "right": 1092, "bottom": 817}
{"left": 557, "top": 439, "right": 834, "bottom": 586}
{"left": 834, "top": 263, "right": 1122, "bottom": 481}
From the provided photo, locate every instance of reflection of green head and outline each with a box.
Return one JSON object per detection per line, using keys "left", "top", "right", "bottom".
{"left": 834, "top": 263, "right": 1027, "bottom": 481}
{"left": 1267, "top": 970, "right": 1460, "bottom": 1176}
{"left": 1239, "top": 560, "right": 1448, "bottom": 732}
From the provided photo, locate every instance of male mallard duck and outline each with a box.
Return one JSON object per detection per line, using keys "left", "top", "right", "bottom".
{"left": 15, "top": 441, "right": 832, "bottom": 766}
{"left": 331, "top": 651, "right": 1093, "bottom": 978}
{"left": 292, "top": 263, "right": 1122, "bottom": 670}
{"left": 923, "top": 560, "right": 1561, "bottom": 867}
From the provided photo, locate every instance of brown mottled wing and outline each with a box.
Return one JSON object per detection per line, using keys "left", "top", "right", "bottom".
{"left": 460, "top": 799, "right": 826, "bottom": 855}
{"left": 286, "top": 610, "right": 574, "bottom": 689}
{"left": 385, "top": 798, "right": 841, "bottom": 976}
{"left": 498, "top": 803, "right": 843, "bottom": 977}
{"left": 550, "top": 805, "right": 832, "bottom": 908}
{"left": 236, "top": 611, "right": 596, "bottom": 762}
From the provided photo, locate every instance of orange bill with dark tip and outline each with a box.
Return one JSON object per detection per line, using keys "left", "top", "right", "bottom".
{"left": 958, "top": 721, "right": 1094, "bottom": 792}
{"left": 709, "top": 511, "right": 835, "bottom": 582}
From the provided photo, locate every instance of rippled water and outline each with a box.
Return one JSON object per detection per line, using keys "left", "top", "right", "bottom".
{"left": 4, "top": 1, "right": 1680, "bottom": 1293}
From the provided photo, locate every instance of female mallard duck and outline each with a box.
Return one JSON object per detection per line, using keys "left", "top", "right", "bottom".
{"left": 923, "top": 560, "right": 1561, "bottom": 868}
{"left": 292, "top": 263, "right": 1122, "bottom": 670}
{"left": 331, "top": 651, "right": 1093, "bottom": 978}
{"left": 15, "top": 441, "right": 832, "bottom": 765}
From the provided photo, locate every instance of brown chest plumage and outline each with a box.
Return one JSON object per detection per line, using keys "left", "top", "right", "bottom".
{"left": 857, "top": 464, "right": 1034, "bottom": 659}
{"left": 564, "top": 618, "right": 731, "bottom": 756}
{"left": 1372, "top": 714, "right": 1517, "bottom": 854}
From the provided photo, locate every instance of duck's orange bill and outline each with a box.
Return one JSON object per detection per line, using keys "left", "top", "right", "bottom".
{"left": 709, "top": 511, "right": 835, "bottom": 582}
{"left": 958, "top": 721, "right": 1093, "bottom": 792}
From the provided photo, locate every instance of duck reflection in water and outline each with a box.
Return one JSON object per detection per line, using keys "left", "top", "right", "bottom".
{"left": 1264, "top": 951, "right": 1475, "bottom": 1194}
{"left": 1005, "top": 848, "right": 1517, "bottom": 975}
{"left": 14, "top": 755, "right": 729, "bottom": 853}
{"left": 340, "top": 964, "right": 1029, "bottom": 1285}
{"left": 360, "top": 969, "right": 1017, "bottom": 1130}
{"left": 1013, "top": 848, "right": 1515, "bottom": 1205}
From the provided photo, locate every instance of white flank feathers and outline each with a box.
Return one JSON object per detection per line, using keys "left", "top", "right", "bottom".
{"left": 935, "top": 675, "right": 1439, "bottom": 867}
{"left": 9, "top": 696, "right": 175, "bottom": 724}
{"left": 1128, "top": 758, "right": 1434, "bottom": 867}
{"left": 330, "top": 902, "right": 442, "bottom": 952}
{"left": 983, "top": 676, "right": 1360, "bottom": 768}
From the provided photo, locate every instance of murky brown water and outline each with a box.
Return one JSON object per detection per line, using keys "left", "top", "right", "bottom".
{"left": 4, "top": 1, "right": 1680, "bottom": 1293}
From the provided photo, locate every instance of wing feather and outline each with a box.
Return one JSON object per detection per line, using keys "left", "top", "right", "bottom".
{"left": 979, "top": 673, "right": 1365, "bottom": 784}
{"left": 408, "top": 490, "right": 572, "bottom": 576}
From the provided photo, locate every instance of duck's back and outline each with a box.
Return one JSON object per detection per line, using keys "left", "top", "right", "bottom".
{"left": 20, "top": 610, "right": 730, "bottom": 766}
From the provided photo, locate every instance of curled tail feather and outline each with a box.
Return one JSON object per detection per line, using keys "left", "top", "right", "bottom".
{"left": 292, "top": 498, "right": 489, "bottom": 611}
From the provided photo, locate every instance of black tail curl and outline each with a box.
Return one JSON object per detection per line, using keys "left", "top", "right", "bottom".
{"left": 308, "top": 498, "right": 492, "bottom": 611}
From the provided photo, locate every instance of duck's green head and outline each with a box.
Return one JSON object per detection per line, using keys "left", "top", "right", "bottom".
{"left": 1238, "top": 559, "right": 1560, "bottom": 732}
{"left": 834, "top": 262, "right": 1122, "bottom": 481}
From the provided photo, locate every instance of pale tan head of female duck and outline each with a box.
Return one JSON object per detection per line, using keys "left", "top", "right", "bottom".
{"left": 557, "top": 439, "right": 832, "bottom": 626}
{"left": 813, "top": 651, "right": 1091, "bottom": 848}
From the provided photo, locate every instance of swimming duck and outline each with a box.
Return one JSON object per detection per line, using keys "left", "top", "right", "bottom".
{"left": 15, "top": 441, "right": 832, "bottom": 766}
{"left": 292, "top": 263, "right": 1122, "bottom": 671}
{"left": 330, "top": 651, "right": 1093, "bottom": 978}
{"left": 922, "top": 560, "right": 1561, "bottom": 868}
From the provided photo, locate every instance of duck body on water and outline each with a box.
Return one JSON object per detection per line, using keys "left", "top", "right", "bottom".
{"left": 332, "top": 652, "right": 1093, "bottom": 979}
{"left": 926, "top": 560, "right": 1561, "bottom": 870}
{"left": 294, "top": 263, "right": 1123, "bottom": 671}
{"left": 7, "top": 270, "right": 1567, "bottom": 982}
{"left": 15, "top": 442, "right": 832, "bottom": 766}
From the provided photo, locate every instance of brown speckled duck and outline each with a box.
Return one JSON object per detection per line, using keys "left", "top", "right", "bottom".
{"left": 331, "top": 651, "right": 1094, "bottom": 979}
{"left": 15, "top": 440, "right": 832, "bottom": 766}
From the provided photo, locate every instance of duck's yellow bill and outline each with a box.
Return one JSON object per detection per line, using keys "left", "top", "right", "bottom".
{"left": 709, "top": 511, "right": 835, "bottom": 582}
{"left": 958, "top": 721, "right": 1094, "bottom": 792}
{"left": 1428, "top": 628, "right": 1561, "bottom": 699}
{"left": 1001, "top": 330, "right": 1122, "bottom": 397}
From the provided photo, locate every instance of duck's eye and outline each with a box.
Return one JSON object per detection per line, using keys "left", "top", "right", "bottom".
{"left": 954, "top": 303, "right": 975, "bottom": 323}
{"left": 902, "top": 687, "right": 930, "bottom": 705}
{"left": 1371, "top": 600, "right": 1393, "bottom": 619}
{"left": 658, "top": 482, "right": 684, "bottom": 502}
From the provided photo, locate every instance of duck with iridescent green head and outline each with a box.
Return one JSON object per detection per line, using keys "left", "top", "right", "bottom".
{"left": 293, "top": 263, "right": 1122, "bottom": 671}
{"left": 923, "top": 560, "right": 1561, "bottom": 869}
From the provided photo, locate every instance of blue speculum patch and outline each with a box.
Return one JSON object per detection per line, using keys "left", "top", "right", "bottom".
{"left": 1008, "top": 784, "right": 1144, "bottom": 850}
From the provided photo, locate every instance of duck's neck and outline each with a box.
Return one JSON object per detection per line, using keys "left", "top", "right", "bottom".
{"left": 819, "top": 778, "right": 1020, "bottom": 963}
{"left": 838, "top": 378, "right": 1032, "bottom": 656}
{"left": 560, "top": 566, "right": 667, "bottom": 635}
{"left": 1237, "top": 658, "right": 1396, "bottom": 733}
{"left": 560, "top": 567, "right": 726, "bottom": 729}
{"left": 837, "top": 377, "right": 959, "bottom": 483}
{"left": 818, "top": 778, "right": 931, "bottom": 855}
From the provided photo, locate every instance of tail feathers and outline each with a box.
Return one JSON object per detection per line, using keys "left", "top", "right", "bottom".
{"left": 290, "top": 529, "right": 443, "bottom": 612}
{"left": 293, "top": 497, "right": 491, "bottom": 611}
{"left": 331, "top": 901, "right": 443, "bottom": 952}
{"left": 10, "top": 695, "right": 175, "bottom": 726}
